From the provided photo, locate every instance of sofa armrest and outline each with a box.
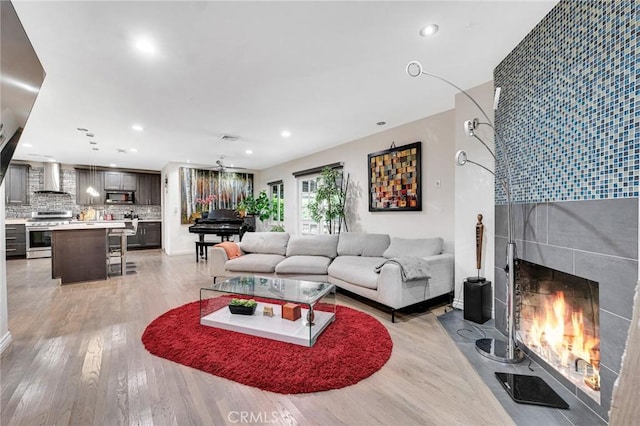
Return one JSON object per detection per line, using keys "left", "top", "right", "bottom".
{"left": 421, "top": 253, "right": 454, "bottom": 295}
{"left": 376, "top": 253, "right": 454, "bottom": 309}
{"left": 210, "top": 247, "right": 230, "bottom": 281}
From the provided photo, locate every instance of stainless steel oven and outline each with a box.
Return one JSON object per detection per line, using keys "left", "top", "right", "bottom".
{"left": 25, "top": 226, "right": 53, "bottom": 258}
{"left": 25, "top": 211, "right": 72, "bottom": 259}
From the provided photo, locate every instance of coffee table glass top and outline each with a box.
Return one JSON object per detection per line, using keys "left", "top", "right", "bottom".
{"left": 205, "top": 275, "right": 334, "bottom": 305}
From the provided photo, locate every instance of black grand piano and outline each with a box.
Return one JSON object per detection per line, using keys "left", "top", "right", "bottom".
{"left": 188, "top": 209, "right": 254, "bottom": 261}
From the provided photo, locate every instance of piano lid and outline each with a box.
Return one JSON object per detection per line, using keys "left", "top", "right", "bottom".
{"left": 197, "top": 209, "right": 241, "bottom": 222}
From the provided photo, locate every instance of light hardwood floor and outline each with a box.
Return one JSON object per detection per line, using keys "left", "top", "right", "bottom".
{"left": 1, "top": 250, "right": 514, "bottom": 425}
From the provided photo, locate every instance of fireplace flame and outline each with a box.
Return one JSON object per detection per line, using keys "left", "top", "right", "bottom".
{"left": 527, "top": 291, "right": 600, "bottom": 390}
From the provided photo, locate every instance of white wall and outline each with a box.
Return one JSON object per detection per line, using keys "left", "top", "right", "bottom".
{"left": 0, "top": 183, "right": 12, "bottom": 353}
{"left": 257, "top": 110, "right": 456, "bottom": 251}
{"left": 453, "top": 82, "right": 495, "bottom": 309}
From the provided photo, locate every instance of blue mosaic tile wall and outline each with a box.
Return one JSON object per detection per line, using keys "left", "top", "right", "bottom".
{"left": 494, "top": 0, "right": 639, "bottom": 204}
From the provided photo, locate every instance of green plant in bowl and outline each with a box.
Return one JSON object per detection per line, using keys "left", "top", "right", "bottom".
{"left": 228, "top": 298, "right": 258, "bottom": 315}
{"left": 229, "top": 298, "right": 257, "bottom": 307}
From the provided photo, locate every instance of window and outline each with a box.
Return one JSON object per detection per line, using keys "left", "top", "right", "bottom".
{"left": 269, "top": 181, "right": 284, "bottom": 222}
{"left": 298, "top": 175, "right": 319, "bottom": 235}
{"left": 293, "top": 162, "right": 344, "bottom": 236}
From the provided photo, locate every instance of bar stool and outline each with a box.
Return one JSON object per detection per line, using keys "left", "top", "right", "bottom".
{"left": 108, "top": 218, "right": 139, "bottom": 276}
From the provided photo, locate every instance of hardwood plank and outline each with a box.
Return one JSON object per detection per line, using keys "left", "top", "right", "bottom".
{"left": 1, "top": 250, "right": 513, "bottom": 425}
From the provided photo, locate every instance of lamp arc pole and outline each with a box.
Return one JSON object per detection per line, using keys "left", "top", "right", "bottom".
{"left": 408, "top": 60, "right": 523, "bottom": 364}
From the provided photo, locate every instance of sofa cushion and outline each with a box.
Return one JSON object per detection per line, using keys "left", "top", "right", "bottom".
{"left": 328, "top": 256, "right": 382, "bottom": 290}
{"left": 239, "top": 232, "right": 290, "bottom": 255}
{"left": 225, "top": 253, "right": 285, "bottom": 273}
{"left": 275, "top": 255, "right": 332, "bottom": 275}
{"left": 361, "top": 234, "right": 391, "bottom": 257}
{"left": 286, "top": 234, "right": 339, "bottom": 258}
{"left": 337, "top": 233, "right": 366, "bottom": 256}
{"left": 383, "top": 237, "right": 443, "bottom": 259}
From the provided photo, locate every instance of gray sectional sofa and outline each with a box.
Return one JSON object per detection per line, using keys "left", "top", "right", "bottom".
{"left": 209, "top": 232, "right": 454, "bottom": 321}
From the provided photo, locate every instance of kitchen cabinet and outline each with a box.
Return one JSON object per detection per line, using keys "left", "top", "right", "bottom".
{"left": 76, "top": 169, "right": 104, "bottom": 205}
{"left": 5, "top": 224, "right": 26, "bottom": 258}
{"left": 4, "top": 164, "right": 29, "bottom": 204}
{"left": 108, "top": 221, "right": 161, "bottom": 250}
{"left": 136, "top": 173, "right": 161, "bottom": 205}
{"left": 104, "top": 171, "right": 137, "bottom": 191}
{"left": 140, "top": 221, "right": 161, "bottom": 247}
{"left": 52, "top": 226, "right": 110, "bottom": 284}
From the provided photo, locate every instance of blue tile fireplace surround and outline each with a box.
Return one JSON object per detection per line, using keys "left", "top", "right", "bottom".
{"left": 492, "top": 0, "right": 639, "bottom": 421}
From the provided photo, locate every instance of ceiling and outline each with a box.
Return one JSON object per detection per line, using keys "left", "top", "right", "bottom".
{"left": 10, "top": 1, "right": 557, "bottom": 172}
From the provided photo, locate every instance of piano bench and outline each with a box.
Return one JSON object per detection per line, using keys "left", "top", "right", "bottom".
{"left": 196, "top": 241, "right": 218, "bottom": 262}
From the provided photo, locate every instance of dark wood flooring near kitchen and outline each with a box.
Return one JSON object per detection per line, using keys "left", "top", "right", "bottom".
{"left": 1, "top": 251, "right": 513, "bottom": 425}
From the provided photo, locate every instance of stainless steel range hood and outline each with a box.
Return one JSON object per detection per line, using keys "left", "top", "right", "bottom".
{"left": 35, "top": 162, "right": 66, "bottom": 194}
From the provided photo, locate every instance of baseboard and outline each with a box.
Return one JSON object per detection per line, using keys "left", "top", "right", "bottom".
{"left": 452, "top": 298, "right": 464, "bottom": 310}
{"left": 0, "top": 331, "right": 13, "bottom": 354}
{"left": 165, "top": 249, "right": 193, "bottom": 256}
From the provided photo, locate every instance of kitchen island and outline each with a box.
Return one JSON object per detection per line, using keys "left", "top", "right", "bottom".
{"left": 51, "top": 222, "right": 125, "bottom": 284}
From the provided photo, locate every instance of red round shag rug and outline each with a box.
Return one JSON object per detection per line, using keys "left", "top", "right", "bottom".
{"left": 141, "top": 298, "right": 393, "bottom": 394}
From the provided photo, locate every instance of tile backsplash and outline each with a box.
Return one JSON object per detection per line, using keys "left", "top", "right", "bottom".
{"left": 4, "top": 167, "right": 161, "bottom": 220}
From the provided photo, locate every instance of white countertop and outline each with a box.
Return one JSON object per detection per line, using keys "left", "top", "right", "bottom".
{"left": 5, "top": 218, "right": 161, "bottom": 225}
{"left": 53, "top": 222, "right": 126, "bottom": 230}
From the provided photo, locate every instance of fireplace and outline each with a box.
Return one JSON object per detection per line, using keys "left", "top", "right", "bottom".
{"left": 516, "top": 259, "right": 600, "bottom": 404}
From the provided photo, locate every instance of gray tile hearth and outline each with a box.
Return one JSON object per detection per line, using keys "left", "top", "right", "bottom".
{"left": 437, "top": 309, "right": 607, "bottom": 426}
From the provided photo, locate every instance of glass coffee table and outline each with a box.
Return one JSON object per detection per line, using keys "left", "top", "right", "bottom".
{"left": 200, "top": 276, "right": 336, "bottom": 347}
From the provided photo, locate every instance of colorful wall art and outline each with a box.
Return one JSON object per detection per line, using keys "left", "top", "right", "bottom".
{"left": 368, "top": 142, "right": 422, "bottom": 211}
{"left": 180, "top": 167, "right": 253, "bottom": 224}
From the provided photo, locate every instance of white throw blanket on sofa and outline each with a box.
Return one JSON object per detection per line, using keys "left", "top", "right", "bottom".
{"left": 374, "top": 257, "right": 432, "bottom": 282}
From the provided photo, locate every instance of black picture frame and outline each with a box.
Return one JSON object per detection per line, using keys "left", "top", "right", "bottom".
{"left": 368, "top": 141, "right": 422, "bottom": 212}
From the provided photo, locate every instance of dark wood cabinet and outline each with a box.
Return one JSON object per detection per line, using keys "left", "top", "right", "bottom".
{"left": 52, "top": 228, "right": 108, "bottom": 284}
{"left": 140, "top": 221, "right": 161, "bottom": 247}
{"left": 104, "top": 171, "right": 137, "bottom": 191}
{"left": 108, "top": 221, "right": 161, "bottom": 250}
{"left": 136, "top": 173, "right": 161, "bottom": 205}
{"left": 75, "top": 169, "right": 104, "bottom": 205}
{"left": 5, "top": 224, "right": 26, "bottom": 258}
{"left": 5, "top": 164, "right": 29, "bottom": 204}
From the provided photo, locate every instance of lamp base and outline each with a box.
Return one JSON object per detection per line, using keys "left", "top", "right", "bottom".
{"left": 475, "top": 338, "right": 525, "bottom": 364}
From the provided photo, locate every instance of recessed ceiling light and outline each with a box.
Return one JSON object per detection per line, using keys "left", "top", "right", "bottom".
{"left": 22, "top": 143, "right": 32, "bottom": 148}
{"left": 281, "top": 130, "right": 291, "bottom": 138}
{"left": 135, "top": 38, "right": 156, "bottom": 55}
{"left": 77, "top": 127, "right": 88, "bottom": 132}
{"left": 419, "top": 24, "right": 439, "bottom": 37}
{"left": 245, "top": 149, "right": 253, "bottom": 155}
{"left": 132, "top": 124, "right": 144, "bottom": 132}
{"left": 48, "top": 158, "right": 56, "bottom": 162}
{"left": 377, "top": 121, "right": 386, "bottom": 126}
{"left": 109, "top": 164, "right": 117, "bottom": 168}
{"left": 186, "top": 160, "right": 191, "bottom": 163}
{"left": 129, "top": 148, "right": 138, "bottom": 153}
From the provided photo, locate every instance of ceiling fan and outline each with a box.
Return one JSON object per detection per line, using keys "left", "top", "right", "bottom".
{"left": 214, "top": 155, "right": 247, "bottom": 172}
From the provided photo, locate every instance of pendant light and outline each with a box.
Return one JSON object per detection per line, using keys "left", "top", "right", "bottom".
{"left": 86, "top": 143, "right": 99, "bottom": 197}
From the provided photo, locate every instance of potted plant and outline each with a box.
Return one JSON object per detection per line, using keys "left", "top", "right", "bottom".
{"left": 307, "top": 167, "right": 346, "bottom": 234}
{"left": 195, "top": 194, "right": 216, "bottom": 218}
{"left": 228, "top": 298, "right": 258, "bottom": 315}
{"left": 236, "top": 190, "right": 271, "bottom": 224}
